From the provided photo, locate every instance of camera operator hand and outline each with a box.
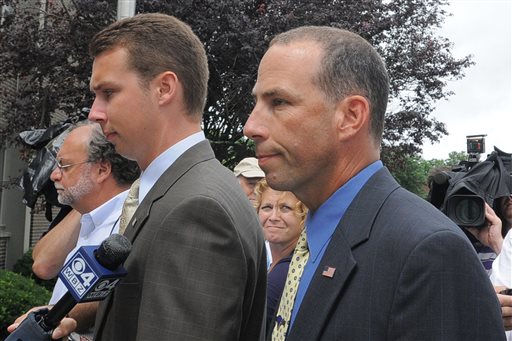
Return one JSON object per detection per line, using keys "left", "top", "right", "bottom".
{"left": 466, "top": 203, "right": 504, "bottom": 254}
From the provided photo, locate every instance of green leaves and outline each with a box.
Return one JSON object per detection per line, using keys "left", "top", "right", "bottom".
{"left": 0, "top": 0, "right": 471, "bottom": 170}
{"left": 0, "top": 270, "right": 51, "bottom": 339}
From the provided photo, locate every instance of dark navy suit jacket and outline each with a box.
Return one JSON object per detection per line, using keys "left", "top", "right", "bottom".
{"left": 270, "top": 167, "right": 505, "bottom": 340}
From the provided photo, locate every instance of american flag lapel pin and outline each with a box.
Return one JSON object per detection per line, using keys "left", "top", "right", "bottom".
{"left": 322, "top": 266, "right": 336, "bottom": 278}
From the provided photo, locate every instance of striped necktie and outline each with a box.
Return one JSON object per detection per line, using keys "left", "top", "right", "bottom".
{"left": 119, "top": 178, "right": 140, "bottom": 235}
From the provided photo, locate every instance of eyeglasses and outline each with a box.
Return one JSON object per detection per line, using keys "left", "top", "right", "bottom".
{"left": 49, "top": 153, "right": 92, "bottom": 174}
{"left": 54, "top": 160, "right": 92, "bottom": 173}
{"left": 47, "top": 149, "right": 93, "bottom": 174}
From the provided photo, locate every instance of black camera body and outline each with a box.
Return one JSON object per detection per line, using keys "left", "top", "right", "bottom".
{"left": 428, "top": 136, "right": 512, "bottom": 229}
{"left": 429, "top": 169, "right": 487, "bottom": 228}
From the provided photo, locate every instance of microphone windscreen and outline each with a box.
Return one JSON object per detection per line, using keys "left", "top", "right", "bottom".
{"left": 94, "top": 233, "right": 132, "bottom": 270}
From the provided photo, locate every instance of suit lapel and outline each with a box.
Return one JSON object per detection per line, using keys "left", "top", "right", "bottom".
{"left": 123, "top": 140, "right": 215, "bottom": 242}
{"left": 287, "top": 233, "right": 356, "bottom": 340}
{"left": 94, "top": 140, "right": 216, "bottom": 335}
{"left": 288, "top": 168, "right": 400, "bottom": 340}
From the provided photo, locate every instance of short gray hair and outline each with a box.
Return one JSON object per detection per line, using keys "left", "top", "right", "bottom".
{"left": 72, "top": 121, "right": 140, "bottom": 185}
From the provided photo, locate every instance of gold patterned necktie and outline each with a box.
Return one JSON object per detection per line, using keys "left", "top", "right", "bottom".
{"left": 272, "top": 228, "right": 309, "bottom": 340}
{"left": 119, "top": 178, "right": 140, "bottom": 235}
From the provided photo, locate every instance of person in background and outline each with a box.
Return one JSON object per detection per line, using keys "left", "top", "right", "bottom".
{"left": 234, "top": 157, "right": 273, "bottom": 268}
{"left": 254, "top": 179, "right": 307, "bottom": 333}
{"left": 492, "top": 194, "right": 512, "bottom": 284}
{"left": 497, "top": 193, "right": 512, "bottom": 235}
{"left": 492, "top": 228, "right": 512, "bottom": 340}
{"left": 244, "top": 25, "right": 505, "bottom": 340}
{"left": 466, "top": 194, "right": 512, "bottom": 339}
{"left": 467, "top": 201, "right": 512, "bottom": 339}
{"left": 427, "top": 167, "right": 511, "bottom": 273}
{"left": 465, "top": 203, "right": 505, "bottom": 274}
{"left": 234, "top": 157, "right": 265, "bottom": 205}
{"left": 30, "top": 121, "right": 140, "bottom": 340}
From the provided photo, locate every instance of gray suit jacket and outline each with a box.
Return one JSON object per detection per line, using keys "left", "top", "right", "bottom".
{"left": 280, "top": 168, "right": 505, "bottom": 340}
{"left": 95, "top": 141, "right": 267, "bottom": 340}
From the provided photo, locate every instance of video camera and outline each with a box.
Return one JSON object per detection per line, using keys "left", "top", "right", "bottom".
{"left": 428, "top": 135, "right": 512, "bottom": 229}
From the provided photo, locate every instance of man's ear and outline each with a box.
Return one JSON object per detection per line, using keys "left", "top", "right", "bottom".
{"left": 156, "top": 71, "right": 178, "bottom": 105}
{"left": 335, "top": 95, "right": 370, "bottom": 141}
{"left": 96, "top": 160, "right": 112, "bottom": 184}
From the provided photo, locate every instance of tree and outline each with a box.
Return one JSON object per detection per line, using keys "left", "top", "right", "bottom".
{"left": 390, "top": 150, "right": 467, "bottom": 198}
{"left": 391, "top": 154, "right": 432, "bottom": 198}
{"left": 0, "top": 0, "right": 473, "bottom": 170}
{"left": 0, "top": 0, "right": 114, "bottom": 141}
{"left": 446, "top": 150, "right": 468, "bottom": 167}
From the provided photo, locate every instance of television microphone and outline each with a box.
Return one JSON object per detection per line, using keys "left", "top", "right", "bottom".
{"left": 6, "top": 233, "right": 131, "bottom": 341}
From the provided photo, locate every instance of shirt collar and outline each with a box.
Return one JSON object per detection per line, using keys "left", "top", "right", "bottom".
{"left": 305, "top": 160, "right": 383, "bottom": 262}
{"left": 79, "top": 190, "right": 129, "bottom": 238}
{"left": 139, "top": 131, "right": 205, "bottom": 202}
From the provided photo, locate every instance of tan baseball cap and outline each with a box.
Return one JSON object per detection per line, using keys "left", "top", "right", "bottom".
{"left": 234, "top": 157, "right": 265, "bottom": 178}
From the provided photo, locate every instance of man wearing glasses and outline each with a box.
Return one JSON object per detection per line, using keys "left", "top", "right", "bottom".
{"left": 30, "top": 120, "right": 139, "bottom": 340}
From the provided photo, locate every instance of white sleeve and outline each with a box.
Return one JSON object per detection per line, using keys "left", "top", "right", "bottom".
{"left": 490, "top": 229, "right": 512, "bottom": 287}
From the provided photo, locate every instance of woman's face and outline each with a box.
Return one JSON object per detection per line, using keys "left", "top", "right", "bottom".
{"left": 258, "top": 188, "right": 303, "bottom": 246}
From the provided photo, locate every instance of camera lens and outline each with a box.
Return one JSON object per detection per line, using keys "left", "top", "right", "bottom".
{"left": 454, "top": 198, "right": 482, "bottom": 225}
{"left": 446, "top": 194, "right": 486, "bottom": 228}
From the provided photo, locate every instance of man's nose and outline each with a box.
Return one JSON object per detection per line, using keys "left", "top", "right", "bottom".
{"left": 50, "top": 167, "right": 60, "bottom": 182}
{"left": 88, "top": 99, "right": 106, "bottom": 123}
{"left": 243, "top": 108, "right": 264, "bottom": 142}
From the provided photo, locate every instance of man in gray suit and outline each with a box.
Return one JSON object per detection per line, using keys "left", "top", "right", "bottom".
{"left": 81, "top": 13, "right": 265, "bottom": 340}
{"left": 244, "top": 26, "right": 506, "bottom": 340}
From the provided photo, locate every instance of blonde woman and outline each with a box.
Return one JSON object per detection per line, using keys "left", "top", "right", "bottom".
{"left": 254, "top": 179, "right": 307, "bottom": 332}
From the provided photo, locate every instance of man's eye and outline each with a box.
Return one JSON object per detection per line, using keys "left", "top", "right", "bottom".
{"left": 104, "top": 90, "right": 114, "bottom": 98}
{"left": 271, "top": 98, "right": 286, "bottom": 106}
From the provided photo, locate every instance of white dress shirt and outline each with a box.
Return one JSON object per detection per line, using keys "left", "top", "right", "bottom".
{"left": 49, "top": 190, "right": 128, "bottom": 304}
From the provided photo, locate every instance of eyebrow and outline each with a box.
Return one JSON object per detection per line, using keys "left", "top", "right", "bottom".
{"left": 55, "top": 153, "right": 73, "bottom": 163}
{"left": 252, "top": 87, "right": 287, "bottom": 99}
{"left": 55, "top": 156, "right": 69, "bottom": 165}
{"left": 90, "top": 79, "right": 117, "bottom": 92}
{"left": 90, "top": 82, "right": 105, "bottom": 92}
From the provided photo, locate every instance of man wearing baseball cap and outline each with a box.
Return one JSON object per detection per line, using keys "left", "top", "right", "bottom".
{"left": 234, "top": 157, "right": 272, "bottom": 269}
{"left": 234, "top": 157, "right": 265, "bottom": 206}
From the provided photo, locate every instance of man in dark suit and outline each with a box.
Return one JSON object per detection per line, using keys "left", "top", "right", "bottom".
{"left": 244, "top": 26, "right": 506, "bottom": 340}
{"left": 82, "top": 13, "right": 266, "bottom": 340}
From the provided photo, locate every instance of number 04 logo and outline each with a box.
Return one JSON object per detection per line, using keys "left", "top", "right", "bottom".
{"left": 95, "top": 279, "right": 121, "bottom": 292}
{"left": 71, "top": 258, "right": 95, "bottom": 288}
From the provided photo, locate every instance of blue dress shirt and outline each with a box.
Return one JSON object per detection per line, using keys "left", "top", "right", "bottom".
{"left": 289, "top": 160, "right": 383, "bottom": 328}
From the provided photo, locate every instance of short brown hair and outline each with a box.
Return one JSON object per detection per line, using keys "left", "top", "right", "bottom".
{"left": 270, "top": 26, "right": 389, "bottom": 145}
{"left": 89, "top": 13, "right": 209, "bottom": 118}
